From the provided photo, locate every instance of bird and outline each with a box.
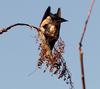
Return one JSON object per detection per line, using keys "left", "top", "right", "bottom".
{"left": 39, "top": 6, "right": 68, "bottom": 50}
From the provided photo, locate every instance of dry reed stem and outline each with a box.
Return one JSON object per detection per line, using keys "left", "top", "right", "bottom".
{"left": 79, "top": 0, "right": 95, "bottom": 89}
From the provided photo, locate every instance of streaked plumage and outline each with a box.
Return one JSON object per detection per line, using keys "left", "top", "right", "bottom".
{"left": 40, "top": 6, "right": 68, "bottom": 50}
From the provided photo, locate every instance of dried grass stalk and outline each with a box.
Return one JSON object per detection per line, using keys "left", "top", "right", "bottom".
{"left": 37, "top": 30, "right": 73, "bottom": 88}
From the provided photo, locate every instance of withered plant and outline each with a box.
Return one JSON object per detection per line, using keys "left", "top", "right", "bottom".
{"left": 79, "top": 0, "right": 95, "bottom": 89}
{"left": 0, "top": 23, "right": 73, "bottom": 89}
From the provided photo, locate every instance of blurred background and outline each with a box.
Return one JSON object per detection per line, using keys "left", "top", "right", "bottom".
{"left": 0, "top": 0, "right": 99, "bottom": 89}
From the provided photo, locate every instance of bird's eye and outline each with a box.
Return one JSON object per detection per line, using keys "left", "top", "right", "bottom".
{"left": 43, "top": 24, "right": 48, "bottom": 29}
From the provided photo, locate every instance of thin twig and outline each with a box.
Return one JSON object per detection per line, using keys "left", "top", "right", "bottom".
{"left": 0, "top": 23, "right": 39, "bottom": 34}
{"left": 79, "top": 0, "right": 95, "bottom": 47}
{"left": 79, "top": 0, "right": 95, "bottom": 89}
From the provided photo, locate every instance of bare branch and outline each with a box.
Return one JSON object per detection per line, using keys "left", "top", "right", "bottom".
{"left": 79, "top": 0, "right": 95, "bottom": 48}
{"left": 79, "top": 1, "right": 95, "bottom": 89}
{"left": 0, "top": 23, "right": 39, "bottom": 34}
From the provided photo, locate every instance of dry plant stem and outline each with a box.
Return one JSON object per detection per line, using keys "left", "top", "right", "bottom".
{"left": 79, "top": 47, "right": 86, "bottom": 89}
{"left": 79, "top": 0, "right": 95, "bottom": 46}
{"left": 79, "top": 0, "right": 95, "bottom": 89}
{"left": 0, "top": 23, "right": 39, "bottom": 34}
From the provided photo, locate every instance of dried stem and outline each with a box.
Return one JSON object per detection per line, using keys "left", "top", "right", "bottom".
{"left": 79, "top": 47, "right": 86, "bottom": 89}
{"left": 79, "top": 0, "right": 95, "bottom": 89}
{"left": 0, "top": 23, "right": 39, "bottom": 34}
{"left": 79, "top": 0, "right": 95, "bottom": 47}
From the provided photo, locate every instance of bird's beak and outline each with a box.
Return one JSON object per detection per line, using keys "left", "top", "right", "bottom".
{"left": 60, "top": 18, "right": 68, "bottom": 22}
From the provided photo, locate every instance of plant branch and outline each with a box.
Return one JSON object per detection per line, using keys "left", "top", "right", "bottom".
{"left": 79, "top": 0, "right": 95, "bottom": 89}
{"left": 79, "top": 0, "right": 95, "bottom": 48}
{"left": 0, "top": 23, "right": 39, "bottom": 34}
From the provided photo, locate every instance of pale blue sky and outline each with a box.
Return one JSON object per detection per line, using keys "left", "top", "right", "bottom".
{"left": 0, "top": 0, "right": 99, "bottom": 89}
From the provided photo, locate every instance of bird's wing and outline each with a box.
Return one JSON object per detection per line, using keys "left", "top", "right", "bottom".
{"left": 40, "top": 6, "right": 51, "bottom": 26}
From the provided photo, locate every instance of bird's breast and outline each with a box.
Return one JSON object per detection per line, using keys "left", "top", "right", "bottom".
{"left": 47, "top": 24, "right": 56, "bottom": 37}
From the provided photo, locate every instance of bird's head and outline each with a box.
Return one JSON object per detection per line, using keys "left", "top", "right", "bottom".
{"left": 40, "top": 6, "right": 68, "bottom": 26}
{"left": 50, "top": 13, "right": 68, "bottom": 24}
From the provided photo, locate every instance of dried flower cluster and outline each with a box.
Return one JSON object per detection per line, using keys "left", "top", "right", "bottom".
{"left": 37, "top": 30, "right": 73, "bottom": 88}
